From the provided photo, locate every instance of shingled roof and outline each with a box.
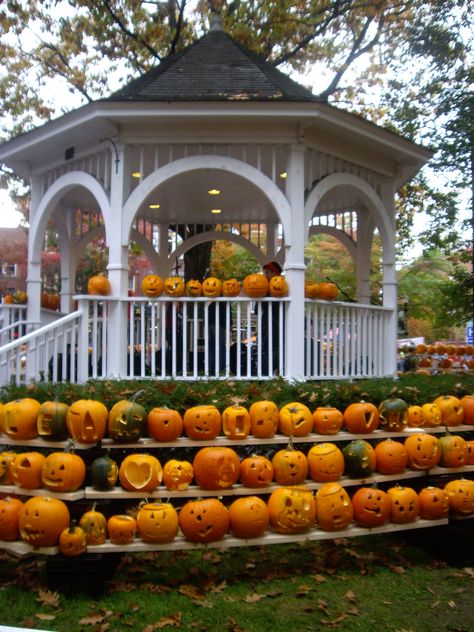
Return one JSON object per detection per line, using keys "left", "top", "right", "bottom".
{"left": 108, "top": 17, "right": 319, "bottom": 103}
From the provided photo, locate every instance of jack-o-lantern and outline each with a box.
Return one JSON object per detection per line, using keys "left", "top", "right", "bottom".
{"left": 193, "top": 447, "right": 240, "bottom": 490}
{"left": 202, "top": 276, "right": 222, "bottom": 298}
{"left": 119, "top": 453, "right": 162, "bottom": 492}
{"left": 222, "top": 278, "right": 241, "bottom": 297}
{"left": 343, "top": 401, "right": 380, "bottom": 433}
{"left": 229, "top": 496, "right": 269, "bottom": 539}
{"left": 438, "top": 433, "right": 468, "bottom": 468}
{"left": 137, "top": 502, "right": 179, "bottom": 544}
{"left": 147, "top": 407, "right": 183, "bottom": 441}
{"left": 41, "top": 449, "right": 86, "bottom": 492}
{"left": 242, "top": 273, "right": 269, "bottom": 298}
{"left": 107, "top": 514, "right": 137, "bottom": 544}
{"left": 87, "top": 275, "right": 110, "bottom": 296}
{"left": 141, "top": 274, "right": 164, "bottom": 298}
{"left": 0, "top": 451, "right": 16, "bottom": 485}
{"left": 278, "top": 402, "right": 313, "bottom": 437}
{"left": 342, "top": 440, "right": 376, "bottom": 478}
{"left": 421, "top": 403, "right": 442, "bottom": 428}
{"left": 79, "top": 504, "right": 107, "bottom": 545}
{"left": 406, "top": 405, "right": 425, "bottom": 428}
{"left": 162, "top": 459, "right": 194, "bottom": 491}
{"left": 239, "top": 455, "right": 274, "bottom": 488}
{"left": 466, "top": 440, "right": 474, "bottom": 465}
{"left": 352, "top": 486, "right": 391, "bottom": 528}
{"left": 315, "top": 282, "right": 338, "bottom": 301}
{"left": 378, "top": 397, "right": 408, "bottom": 432}
{"left": 307, "top": 442, "right": 344, "bottom": 482}
{"left": 418, "top": 486, "right": 449, "bottom": 520}
{"left": 374, "top": 439, "right": 408, "bottom": 475}
{"left": 183, "top": 404, "right": 222, "bottom": 440}
{"left": 268, "top": 487, "right": 316, "bottom": 534}
{"left": 268, "top": 275, "right": 288, "bottom": 297}
{"left": 444, "top": 479, "right": 474, "bottom": 516}
{"left": 387, "top": 485, "right": 419, "bottom": 524}
{"left": 315, "top": 482, "right": 353, "bottom": 531}
{"left": 179, "top": 498, "right": 229, "bottom": 543}
{"left": 108, "top": 397, "right": 147, "bottom": 442}
{"left": 460, "top": 395, "right": 474, "bottom": 424}
{"left": 19, "top": 496, "right": 70, "bottom": 547}
{"left": 59, "top": 521, "right": 87, "bottom": 557}
{"left": 163, "top": 276, "right": 185, "bottom": 297}
{"left": 272, "top": 441, "right": 308, "bottom": 485}
{"left": 312, "top": 407, "right": 344, "bottom": 435}
{"left": 249, "top": 400, "right": 279, "bottom": 438}
{"left": 12, "top": 290, "right": 27, "bottom": 304}
{"left": 66, "top": 399, "right": 108, "bottom": 444}
{"left": 404, "top": 433, "right": 441, "bottom": 471}
{"left": 433, "top": 395, "right": 464, "bottom": 427}
{"left": 0, "top": 497, "right": 24, "bottom": 541}
{"left": 222, "top": 404, "right": 251, "bottom": 439}
{"left": 305, "top": 282, "right": 319, "bottom": 299}
{"left": 10, "top": 451, "right": 46, "bottom": 489}
{"left": 90, "top": 454, "right": 119, "bottom": 491}
{"left": 36, "top": 401, "right": 70, "bottom": 441}
{"left": 185, "top": 279, "right": 202, "bottom": 297}
{"left": 3, "top": 398, "right": 41, "bottom": 440}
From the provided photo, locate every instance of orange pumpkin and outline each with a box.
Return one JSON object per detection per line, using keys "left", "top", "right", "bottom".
{"left": 59, "top": 521, "right": 87, "bottom": 557}
{"left": 315, "top": 482, "right": 353, "bottom": 531}
{"left": 107, "top": 514, "right": 137, "bottom": 544}
{"left": 278, "top": 402, "right": 313, "bottom": 437}
{"left": 304, "top": 282, "right": 319, "bottom": 299}
{"left": 312, "top": 406, "right": 344, "bottom": 435}
{"left": 136, "top": 502, "right": 179, "bottom": 544}
{"left": 444, "top": 479, "right": 474, "bottom": 516}
{"left": 162, "top": 459, "right": 194, "bottom": 491}
{"left": 0, "top": 497, "right": 24, "bottom": 541}
{"left": 438, "top": 433, "right": 469, "bottom": 468}
{"left": 229, "top": 496, "right": 269, "bottom": 538}
{"left": 222, "top": 404, "right": 251, "bottom": 439}
{"left": 185, "top": 279, "right": 202, "bottom": 297}
{"left": 239, "top": 455, "right": 274, "bottom": 488}
{"left": 352, "top": 486, "right": 391, "bottom": 528}
{"left": 343, "top": 401, "right": 380, "bottom": 433}
{"left": 460, "top": 395, "right": 474, "bottom": 424}
{"left": 374, "top": 439, "right": 408, "bottom": 475}
{"left": 41, "top": 450, "right": 86, "bottom": 492}
{"left": 179, "top": 498, "right": 229, "bottom": 543}
{"left": 268, "top": 275, "right": 288, "bottom": 297}
{"left": 418, "top": 486, "right": 449, "bottom": 520}
{"left": 249, "top": 400, "right": 279, "bottom": 438}
{"left": 87, "top": 275, "right": 111, "bottom": 296}
{"left": 2, "top": 294, "right": 14, "bottom": 304}
{"left": 10, "top": 451, "right": 46, "bottom": 489}
{"left": 222, "top": 278, "right": 241, "bottom": 297}
{"left": 147, "top": 407, "right": 183, "bottom": 441}
{"left": 163, "top": 276, "right": 185, "bottom": 297}
{"left": 421, "top": 403, "right": 442, "bottom": 428}
{"left": 315, "top": 282, "right": 338, "bottom": 301}
{"left": 79, "top": 505, "right": 107, "bottom": 545}
{"left": 406, "top": 405, "right": 425, "bottom": 428}
{"left": 119, "top": 453, "right": 163, "bottom": 492}
{"left": 66, "top": 399, "right": 108, "bottom": 444}
{"left": 433, "top": 395, "right": 464, "bottom": 426}
{"left": 307, "top": 442, "right": 344, "bottom": 482}
{"left": 202, "top": 276, "right": 222, "bottom": 298}
{"left": 404, "top": 433, "right": 441, "bottom": 471}
{"left": 272, "top": 442, "right": 308, "bottom": 485}
{"left": 267, "top": 487, "right": 316, "bottom": 534}
{"left": 3, "top": 398, "right": 41, "bottom": 440}
{"left": 183, "top": 404, "right": 222, "bottom": 440}
{"left": 387, "top": 485, "right": 419, "bottom": 524}
{"left": 141, "top": 274, "right": 164, "bottom": 297}
{"left": 242, "top": 273, "right": 269, "bottom": 298}
{"left": 193, "top": 447, "right": 240, "bottom": 490}
{"left": 19, "top": 496, "right": 70, "bottom": 547}
{"left": 0, "top": 451, "right": 16, "bottom": 485}
{"left": 466, "top": 440, "right": 474, "bottom": 465}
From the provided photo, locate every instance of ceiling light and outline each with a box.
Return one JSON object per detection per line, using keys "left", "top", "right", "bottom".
{"left": 131, "top": 171, "right": 141, "bottom": 178}
{"left": 149, "top": 203, "right": 160, "bottom": 209}
{"left": 211, "top": 209, "right": 222, "bottom": 214}
{"left": 208, "top": 189, "right": 221, "bottom": 195}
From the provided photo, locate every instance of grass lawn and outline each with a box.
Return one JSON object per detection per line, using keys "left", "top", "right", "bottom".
{"left": 0, "top": 527, "right": 473, "bottom": 632}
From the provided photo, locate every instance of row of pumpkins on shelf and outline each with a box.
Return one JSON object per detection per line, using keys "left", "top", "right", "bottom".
{"left": 1, "top": 430, "right": 473, "bottom": 495}
{"left": 0, "top": 394, "right": 472, "bottom": 445}
{"left": 1, "top": 477, "right": 473, "bottom": 555}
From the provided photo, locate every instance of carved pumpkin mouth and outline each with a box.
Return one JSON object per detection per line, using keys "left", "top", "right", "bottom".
{"left": 20, "top": 527, "right": 46, "bottom": 542}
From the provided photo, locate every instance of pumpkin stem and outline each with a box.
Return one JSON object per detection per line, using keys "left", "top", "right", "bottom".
{"left": 64, "top": 438, "right": 76, "bottom": 454}
{"left": 69, "top": 519, "right": 77, "bottom": 533}
{"left": 130, "top": 390, "right": 145, "bottom": 404}
{"left": 287, "top": 435, "right": 295, "bottom": 451}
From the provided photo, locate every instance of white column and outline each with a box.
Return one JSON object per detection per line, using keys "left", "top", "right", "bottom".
{"left": 284, "top": 144, "right": 306, "bottom": 381}
{"left": 380, "top": 179, "right": 398, "bottom": 376}
{"left": 355, "top": 212, "right": 374, "bottom": 304}
{"left": 26, "top": 175, "right": 43, "bottom": 325}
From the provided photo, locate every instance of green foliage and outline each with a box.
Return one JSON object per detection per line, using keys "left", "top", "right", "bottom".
{"left": 211, "top": 240, "right": 260, "bottom": 279}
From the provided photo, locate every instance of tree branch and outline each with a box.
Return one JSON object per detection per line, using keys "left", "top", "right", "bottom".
{"left": 169, "top": 0, "right": 188, "bottom": 55}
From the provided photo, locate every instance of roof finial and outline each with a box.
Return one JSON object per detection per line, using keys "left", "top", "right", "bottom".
{"left": 210, "top": 13, "right": 224, "bottom": 32}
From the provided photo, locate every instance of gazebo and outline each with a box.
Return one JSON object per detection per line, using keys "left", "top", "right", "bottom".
{"left": 0, "top": 17, "right": 432, "bottom": 385}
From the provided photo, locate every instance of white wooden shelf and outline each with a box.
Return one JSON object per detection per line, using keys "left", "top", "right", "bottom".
{"left": 0, "top": 485, "right": 84, "bottom": 501}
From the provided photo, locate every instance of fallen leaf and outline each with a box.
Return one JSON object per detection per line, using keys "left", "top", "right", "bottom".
{"left": 36, "top": 589, "right": 60, "bottom": 608}
{"left": 311, "top": 574, "right": 327, "bottom": 584}
{"left": 345, "top": 590, "right": 357, "bottom": 603}
{"left": 347, "top": 607, "right": 360, "bottom": 616}
{"left": 390, "top": 565, "right": 406, "bottom": 575}
{"left": 244, "top": 593, "right": 263, "bottom": 603}
{"left": 431, "top": 600, "right": 440, "bottom": 608}
{"left": 462, "top": 567, "right": 474, "bottom": 578}
{"left": 448, "top": 600, "right": 457, "bottom": 609}
{"left": 35, "top": 613, "right": 57, "bottom": 621}
{"left": 153, "top": 612, "right": 182, "bottom": 629}
{"left": 318, "top": 599, "right": 330, "bottom": 615}
{"left": 79, "top": 613, "right": 108, "bottom": 625}
{"left": 179, "top": 584, "right": 206, "bottom": 601}
{"left": 321, "top": 614, "right": 349, "bottom": 627}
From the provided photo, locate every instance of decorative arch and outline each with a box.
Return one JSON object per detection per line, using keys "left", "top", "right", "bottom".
{"left": 121, "top": 155, "right": 293, "bottom": 247}
{"left": 307, "top": 225, "right": 357, "bottom": 266}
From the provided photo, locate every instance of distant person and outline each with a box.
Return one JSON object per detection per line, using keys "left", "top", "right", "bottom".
{"left": 260, "top": 261, "right": 284, "bottom": 375}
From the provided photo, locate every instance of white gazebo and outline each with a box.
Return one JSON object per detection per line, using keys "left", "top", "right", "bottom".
{"left": 0, "top": 18, "right": 432, "bottom": 384}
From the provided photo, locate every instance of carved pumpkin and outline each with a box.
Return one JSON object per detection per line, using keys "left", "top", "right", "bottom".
{"left": 421, "top": 403, "right": 442, "bottom": 428}
{"left": 242, "top": 273, "right": 269, "bottom": 298}
{"left": 278, "top": 402, "right": 313, "bottom": 437}
{"left": 0, "top": 497, "right": 24, "bottom": 541}
{"left": 315, "top": 482, "right": 353, "bottom": 531}
{"left": 466, "top": 440, "right": 474, "bottom": 465}
{"left": 239, "top": 455, "right": 274, "bottom": 488}
{"left": 87, "top": 275, "right": 111, "bottom": 296}
{"left": 312, "top": 407, "right": 344, "bottom": 435}
{"left": 268, "top": 275, "right": 288, "bottom": 297}
{"left": 141, "top": 274, "right": 164, "bottom": 297}
{"left": 315, "top": 282, "right": 338, "bottom": 301}
{"left": 179, "top": 498, "right": 229, "bottom": 543}
{"left": 352, "top": 486, "right": 391, "bottom": 528}
{"left": 119, "top": 453, "right": 162, "bottom": 492}
{"left": 307, "top": 442, "right": 344, "bottom": 482}
{"left": 374, "top": 439, "right": 408, "bottom": 475}
{"left": 229, "top": 496, "right": 269, "bottom": 539}
{"left": 304, "top": 282, "right": 319, "bottom": 299}
{"left": 0, "top": 451, "right": 16, "bottom": 485}
{"left": 202, "top": 276, "right": 222, "bottom": 298}
{"left": 249, "top": 400, "right": 279, "bottom": 438}
{"left": 222, "top": 404, "right": 251, "bottom": 439}
{"left": 444, "top": 479, "right": 474, "bottom": 516}
{"left": 12, "top": 290, "right": 27, "bottom": 304}
{"left": 460, "top": 395, "right": 474, "bottom": 424}
{"left": 3, "top": 398, "right": 41, "bottom": 440}
{"left": 19, "top": 496, "right": 70, "bottom": 547}
{"left": 433, "top": 395, "right": 464, "bottom": 426}
{"left": 406, "top": 405, "right": 425, "bottom": 428}
{"left": 343, "top": 401, "right": 380, "bottom": 433}
{"left": 147, "top": 407, "right": 183, "bottom": 442}
{"left": 2, "top": 294, "right": 14, "bottom": 304}
{"left": 162, "top": 459, "right": 194, "bottom": 491}
{"left": 66, "top": 399, "right": 108, "bottom": 444}
{"left": 10, "top": 451, "right": 46, "bottom": 489}
{"left": 90, "top": 454, "right": 119, "bottom": 491}
{"left": 37, "top": 401, "right": 70, "bottom": 441}
{"left": 107, "top": 514, "right": 137, "bottom": 544}
{"left": 41, "top": 292, "right": 60, "bottom": 310}
{"left": 404, "top": 433, "right": 441, "bottom": 470}
{"left": 438, "top": 433, "right": 468, "bottom": 468}
{"left": 108, "top": 398, "right": 147, "bottom": 442}
{"left": 185, "top": 279, "right": 202, "bottom": 297}
{"left": 79, "top": 504, "right": 107, "bottom": 545}
{"left": 387, "top": 485, "right": 419, "bottom": 523}
{"left": 267, "top": 486, "right": 316, "bottom": 534}
{"left": 137, "top": 502, "right": 179, "bottom": 544}
{"left": 378, "top": 397, "right": 408, "bottom": 432}
{"left": 342, "top": 439, "right": 376, "bottom": 478}
{"left": 59, "top": 521, "right": 87, "bottom": 557}
{"left": 222, "top": 278, "right": 241, "bottom": 297}
{"left": 418, "top": 486, "right": 449, "bottom": 520}
{"left": 272, "top": 441, "right": 308, "bottom": 485}
{"left": 163, "top": 276, "right": 185, "bottom": 297}
{"left": 41, "top": 449, "right": 86, "bottom": 492}
{"left": 183, "top": 404, "right": 222, "bottom": 440}
{"left": 193, "top": 447, "right": 240, "bottom": 490}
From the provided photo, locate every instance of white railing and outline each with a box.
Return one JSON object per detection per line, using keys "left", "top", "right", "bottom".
{"left": 304, "top": 299, "right": 392, "bottom": 379}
